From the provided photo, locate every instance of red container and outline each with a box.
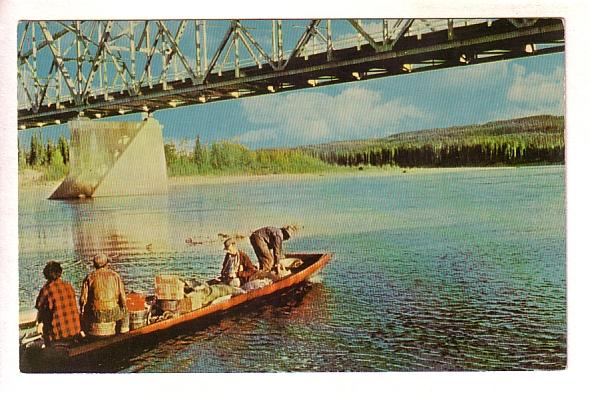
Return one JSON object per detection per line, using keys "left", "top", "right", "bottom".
{"left": 126, "top": 292, "right": 146, "bottom": 312}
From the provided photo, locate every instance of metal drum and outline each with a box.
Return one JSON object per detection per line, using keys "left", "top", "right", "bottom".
{"left": 129, "top": 309, "right": 149, "bottom": 330}
{"left": 120, "top": 312, "right": 130, "bottom": 333}
{"left": 157, "top": 299, "right": 179, "bottom": 312}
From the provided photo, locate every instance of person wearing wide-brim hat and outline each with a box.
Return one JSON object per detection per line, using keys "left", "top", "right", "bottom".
{"left": 249, "top": 225, "right": 298, "bottom": 274}
{"left": 220, "top": 238, "right": 278, "bottom": 286}
{"left": 79, "top": 254, "right": 127, "bottom": 334}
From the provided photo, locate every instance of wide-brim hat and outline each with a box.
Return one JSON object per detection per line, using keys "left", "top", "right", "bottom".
{"left": 282, "top": 225, "right": 298, "bottom": 237}
{"left": 223, "top": 238, "right": 237, "bottom": 251}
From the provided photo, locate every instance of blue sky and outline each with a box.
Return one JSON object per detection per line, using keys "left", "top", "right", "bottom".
{"left": 20, "top": 51, "right": 564, "bottom": 150}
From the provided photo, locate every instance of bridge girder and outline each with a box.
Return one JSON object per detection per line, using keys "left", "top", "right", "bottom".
{"left": 17, "top": 18, "right": 564, "bottom": 130}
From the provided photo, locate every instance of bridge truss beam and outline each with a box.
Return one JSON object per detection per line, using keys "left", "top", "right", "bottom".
{"left": 17, "top": 18, "right": 564, "bottom": 130}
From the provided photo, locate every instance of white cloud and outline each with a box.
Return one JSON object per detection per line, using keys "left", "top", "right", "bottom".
{"left": 238, "top": 86, "right": 428, "bottom": 147}
{"left": 234, "top": 57, "right": 564, "bottom": 148}
{"left": 491, "top": 63, "right": 564, "bottom": 119}
{"left": 507, "top": 63, "right": 564, "bottom": 107}
{"left": 235, "top": 128, "right": 279, "bottom": 145}
{"left": 436, "top": 59, "right": 564, "bottom": 120}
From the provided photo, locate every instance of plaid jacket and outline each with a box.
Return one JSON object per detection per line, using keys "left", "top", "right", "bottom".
{"left": 35, "top": 278, "right": 81, "bottom": 342}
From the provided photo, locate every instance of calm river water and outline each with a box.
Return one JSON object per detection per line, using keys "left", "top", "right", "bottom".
{"left": 18, "top": 166, "right": 566, "bottom": 372}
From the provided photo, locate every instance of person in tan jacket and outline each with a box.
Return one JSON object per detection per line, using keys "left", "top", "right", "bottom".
{"left": 79, "top": 254, "right": 127, "bottom": 333}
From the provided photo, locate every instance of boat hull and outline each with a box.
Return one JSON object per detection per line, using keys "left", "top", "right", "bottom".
{"left": 20, "top": 252, "right": 331, "bottom": 372}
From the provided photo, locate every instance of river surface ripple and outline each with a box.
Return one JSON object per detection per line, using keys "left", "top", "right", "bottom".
{"left": 19, "top": 166, "right": 566, "bottom": 372}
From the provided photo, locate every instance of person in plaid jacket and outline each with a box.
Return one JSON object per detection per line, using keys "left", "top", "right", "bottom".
{"left": 35, "top": 261, "right": 81, "bottom": 345}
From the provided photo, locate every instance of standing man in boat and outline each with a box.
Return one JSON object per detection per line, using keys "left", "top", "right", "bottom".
{"left": 221, "top": 238, "right": 278, "bottom": 286}
{"left": 35, "top": 261, "right": 82, "bottom": 346}
{"left": 79, "top": 254, "right": 127, "bottom": 335}
{"left": 249, "top": 225, "right": 297, "bottom": 274}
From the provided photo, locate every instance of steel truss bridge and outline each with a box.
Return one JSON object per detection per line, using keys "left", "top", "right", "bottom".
{"left": 17, "top": 18, "right": 564, "bottom": 130}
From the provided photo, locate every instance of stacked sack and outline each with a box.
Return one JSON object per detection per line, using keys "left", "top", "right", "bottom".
{"left": 182, "top": 280, "right": 245, "bottom": 311}
{"left": 152, "top": 274, "right": 256, "bottom": 319}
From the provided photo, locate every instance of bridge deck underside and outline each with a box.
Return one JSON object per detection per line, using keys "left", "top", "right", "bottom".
{"left": 18, "top": 19, "right": 564, "bottom": 129}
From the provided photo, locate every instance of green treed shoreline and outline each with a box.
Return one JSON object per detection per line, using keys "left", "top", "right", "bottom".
{"left": 302, "top": 115, "right": 564, "bottom": 167}
{"left": 18, "top": 114, "right": 564, "bottom": 183}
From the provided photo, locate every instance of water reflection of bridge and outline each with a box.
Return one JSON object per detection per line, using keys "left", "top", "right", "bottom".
{"left": 18, "top": 18, "right": 564, "bottom": 130}
{"left": 69, "top": 199, "right": 170, "bottom": 261}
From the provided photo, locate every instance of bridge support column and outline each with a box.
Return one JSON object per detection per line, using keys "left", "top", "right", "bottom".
{"left": 50, "top": 116, "right": 168, "bottom": 199}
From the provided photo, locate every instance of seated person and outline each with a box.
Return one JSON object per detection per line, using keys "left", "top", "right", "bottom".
{"left": 35, "top": 261, "right": 82, "bottom": 346}
{"left": 220, "top": 238, "right": 277, "bottom": 287}
{"left": 79, "top": 254, "right": 127, "bottom": 334}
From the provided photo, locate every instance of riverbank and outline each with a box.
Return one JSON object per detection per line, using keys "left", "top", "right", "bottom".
{"left": 167, "top": 165, "right": 532, "bottom": 186}
{"left": 18, "top": 169, "right": 45, "bottom": 185}
{"left": 19, "top": 164, "right": 555, "bottom": 192}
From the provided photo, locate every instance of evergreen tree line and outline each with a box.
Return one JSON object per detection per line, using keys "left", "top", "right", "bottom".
{"left": 19, "top": 132, "right": 70, "bottom": 180}
{"left": 306, "top": 133, "right": 564, "bottom": 168}
{"left": 19, "top": 132, "right": 70, "bottom": 168}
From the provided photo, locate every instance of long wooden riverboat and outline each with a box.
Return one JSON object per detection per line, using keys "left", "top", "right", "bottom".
{"left": 20, "top": 252, "right": 332, "bottom": 372}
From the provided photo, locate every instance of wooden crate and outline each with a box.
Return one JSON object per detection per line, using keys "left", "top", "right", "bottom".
{"left": 155, "top": 275, "right": 185, "bottom": 300}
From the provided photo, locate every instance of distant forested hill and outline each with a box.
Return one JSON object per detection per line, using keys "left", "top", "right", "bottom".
{"left": 300, "top": 115, "right": 564, "bottom": 167}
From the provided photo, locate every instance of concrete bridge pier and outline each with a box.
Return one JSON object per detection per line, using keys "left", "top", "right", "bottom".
{"left": 50, "top": 116, "right": 168, "bottom": 199}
